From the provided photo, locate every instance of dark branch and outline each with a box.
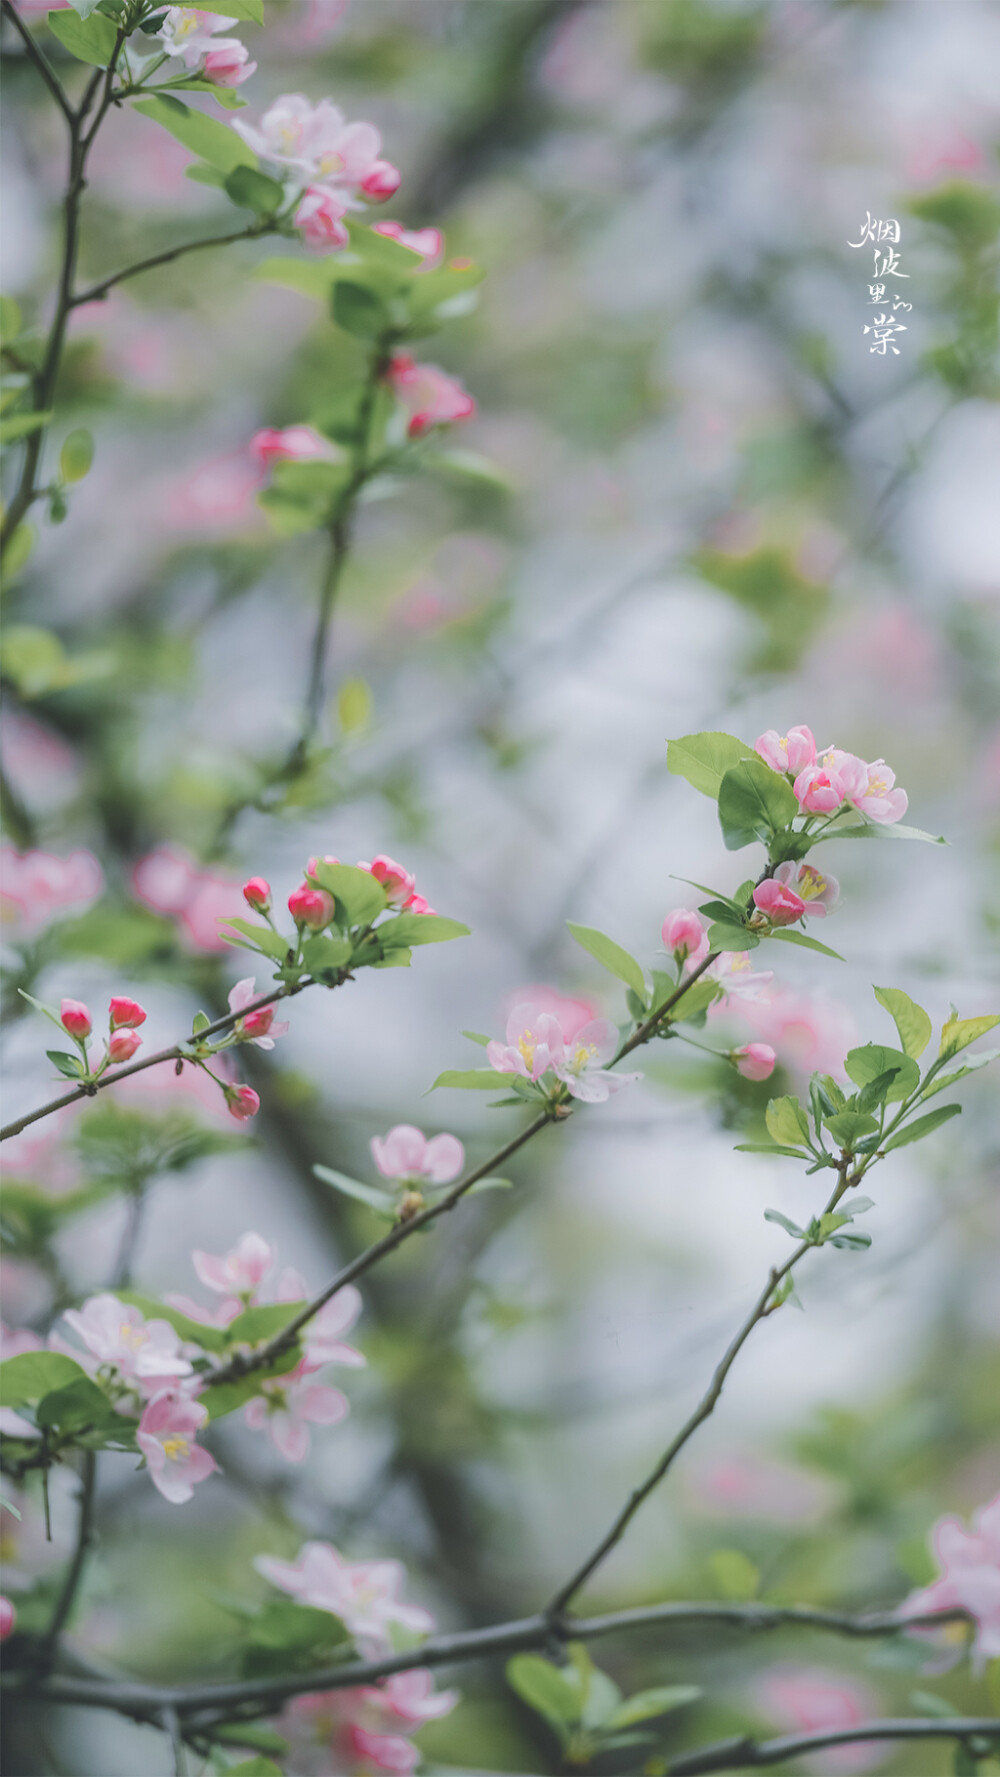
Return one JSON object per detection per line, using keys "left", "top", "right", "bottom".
{"left": 666, "top": 1719, "right": 1000, "bottom": 1776}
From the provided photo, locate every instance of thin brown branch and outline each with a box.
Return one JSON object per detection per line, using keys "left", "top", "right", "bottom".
{"left": 666, "top": 1719, "right": 1000, "bottom": 1776}
{"left": 1, "top": 0, "right": 74, "bottom": 125}
{"left": 70, "top": 222, "right": 278, "bottom": 309}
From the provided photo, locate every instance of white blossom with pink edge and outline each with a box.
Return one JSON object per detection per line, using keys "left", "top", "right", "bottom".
{"left": 755, "top": 725, "right": 818, "bottom": 776}
{"left": 156, "top": 9, "right": 239, "bottom": 68}
{"left": 61, "top": 1295, "right": 193, "bottom": 1393}
{"left": 371, "top": 1125, "right": 464, "bottom": 1185}
{"left": 553, "top": 1018, "right": 641, "bottom": 1104}
{"left": 487, "top": 1004, "right": 565, "bottom": 1083}
{"left": 255, "top": 1542, "right": 434, "bottom": 1654}
{"left": 192, "top": 1231, "right": 274, "bottom": 1300}
{"left": 902, "top": 1492, "right": 1000, "bottom": 1672}
{"left": 277, "top": 1277, "right": 366, "bottom": 1375}
{"left": 372, "top": 221, "right": 444, "bottom": 268}
{"left": 501, "top": 985, "right": 600, "bottom": 1044}
{"left": 707, "top": 952, "right": 774, "bottom": 1004}
{"left": 136, "top": 1390, "right": 218, "bottom": 1505}
{"left": 233, "top": 95, "right": 396, "bottom": 199}
{"left": 387, "top": 355, "right": 476, "bottom": 438}
{"left": 228, "top": 977, "right": 290, "bottom": 1049}
{"left": 771, "top": 860, "right": 839, "bottom": 919}
{"left": 244, "top": 1362, "right": 349, "bottom": 1463}
{"left": 250, "top": 426, "right": 333, "bottom": 468}
{"left": 0, "top": 847, "right": 103, "bottom": 941}
{"left": 295, "top": 185, "right": 351, "bottom": 252}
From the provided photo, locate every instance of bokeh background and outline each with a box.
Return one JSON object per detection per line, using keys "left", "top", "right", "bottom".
{"left": 2, "top": 1, "right": 999, "bottom": 1773}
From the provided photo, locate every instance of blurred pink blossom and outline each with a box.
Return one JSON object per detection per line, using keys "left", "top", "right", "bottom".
{"left": 753, "top": 1667, "right": 889, "bottom": 1773}
{"left": 708, "top": 953, "right": 774, "bottom": 1004}
{"left": 371, "top": 1125, "right": 464, "bottom": 1185}
{"left": 193, "top": 1231, "right": 274, "bottom": 1299}
{"left": 279, "top": 1670, "right": 458, "bottom": 1776}
{"left": 906, "top": 129, "right": 985, "bottom": 184}
{"left": 255, "top": 1541, "right": 434, "bottom": 1653}
{"left": 137, "top": 1390, "right": 218, "bottom": 1505}
{"left": 903, "top": 1492, "right": 1000, "bottom": 1671}
{"left": 500, "top": 986, "right": 600, "bottom": 1044}
{"left": 296, "top": 184, "right": 351, "bottom": 252}
{"left": 244, "top": 1361, "right": 349, "bottom": 1463}
{"left": 488, "top": 1004, "right": 565, "bottom": 1083}
{"left": 387, "top": 355, "right": 475, "bottom": 437}
{"left": 234, "top": 96, "right": 392, "bottom": 198}
{"left": 0, "top": 1597, "right": 15, "bottom": 1641}
{"left": 372, "top": 222, "right": 444, "bottom": 267}
{"left": 0, "top": 847, "right": 103, "bottom": 941}
{"left": 693, "top": 1453, "right": 831, "bottom": 1523}
{"left": 251, "top": 425, "right": 331, "bottom": 467}
{"left": 61, "top": 1295, "right": 193, "bottom": 1393}
{"left": 166, "top": 451, "right": 265, "bottom": 532}
{"left": 132, "top": 846, "right": 246, "bottom": 953}
{"left": 0, "top": 713, "right": 79, "bottom": 810}
{"left": 719, "top": 987, "right": 856, "bottom": 1078}
{"left": 203, "top": 40, "right": 256, "bottom": 86}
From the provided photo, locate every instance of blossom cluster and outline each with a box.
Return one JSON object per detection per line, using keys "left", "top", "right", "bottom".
{"left": 755, "top": 725, "right": 908, "bottom": 824}
{"left": 156, "top": 7, "right": 256, "bottom": 89}
{"left": 487, "top": 989, "right": 640, "bottom": 1104}
{"left": 234, "top": 92, "right": 400, "bottom": 251}
{"left": 0, "top": 846, "right": 103, "bottom": 942}
{"left": 257, "top": 1541, "right": 457, "bottom": 1774}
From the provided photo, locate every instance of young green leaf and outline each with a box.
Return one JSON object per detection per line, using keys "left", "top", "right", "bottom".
{"left": 566, "top": 923, "right": 646, "bottom": 998}
{"left": 430, "top": 1069, "right": 501, "bottom": 1090}
{"left": 131, "top": 95, "right": 256, "bottom": 174}
{"left": 815, "top": 821, "right": 946, "bottom": 845}
{"left": 506, "top": 1654, "right": 581, "bottom": 1737}
{"left": 708, "top": 1547, "right": 760, "bottom": 1599}
{"left": 846, "top": 1044, "right": 919, "bottom": 1104}
{"left": 873, "top": 986, "right": 932, "bottom": 1059}
{"left": 824, "top": 1110, "right": 879, "bottom": 1146}
{"left": 764, "top": 1208, "right": 805, "bottom": 1238}
{"left": 883, "top": 1104, "right": 962, "bottom": 1151}
{"left": 224, "top": 166, "right": 284, "bottom": 215}
{"left": 219, "top": 919, "right": 290, "bottom": 963}
{"left": 734, "top": 1143, "right": 810, "bottom": 1158}
{"left": 308, "top": 861, "right": 387, "bottom": 927}
{"left": 707, "top": 921, "right": 759, "bottom": 953}
{"left": 59, "top": 429, "right": 94, "bottom": 483}
{"left": 332, "top": 280, "right": 389, "bottom": 339}
{"left": 301, "top": 935, "right": 352, "bottom": 974}
{"left": 938, "top": 1011, "right": 1000, "bottom": 1061}
{"left": 48, "top": 7, "right": 118, "bottom": 65}
{"left": 46, "top": 1049, "right": 85, "bottom": 1080}
{"left": 765, "top": 1096, "right": 811, "bottom": 1149}
{"left": 313, "top": 1165, "right": 396, "bottom": 1217}
{"left": 667, "top": 978, "right": 722, "bottom": 1021}
{"left": 766, "top": 928, "right": 844, "bottom": 961}
{"left": 0, "top": 411, "right": 54, "bottom": 445}
{"left": 717, "top": 756, "right": 799, "bottom": 851}
{"left": 608, "top": 1686, "right": 701, "bottom": 1729}
{"left": 666, "top": 731, "right": 754, "bottom": 798}
{"left": 921, "top": 1049, "right": 1000, "bottom": 1099}
{"left": 0, "top": 1350, "right": 89, "bottom": 1407}
{"left": 380, "top": 914, "right": 470, "bottom": 947}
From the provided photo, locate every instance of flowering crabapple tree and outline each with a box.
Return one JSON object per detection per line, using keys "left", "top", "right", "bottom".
{"left": 1, "top": 6, "right": 1000, "bottom": 1777}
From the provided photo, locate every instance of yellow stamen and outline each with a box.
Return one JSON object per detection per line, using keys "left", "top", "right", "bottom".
{"left": 517, "top": 1034, "right": 535, "bottom": 1066}
{"left": 162, "top": 1436, "right": 190, "bottom": 1462}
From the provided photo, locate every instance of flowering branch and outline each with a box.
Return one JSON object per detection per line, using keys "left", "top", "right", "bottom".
{"left": 2, "top": 1601, "right": 973, "bottom": 1725}
{"left": 666, "top": 1719, "right": 1000, "bottom": 1776}
{"left": 70, "top": 221, "right": 281, "bottom": 308}
{"left": 546, "top": 1160, "right": 854, "bottom": 1615}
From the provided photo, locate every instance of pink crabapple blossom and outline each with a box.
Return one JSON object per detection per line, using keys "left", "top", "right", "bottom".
{"left": 734, "top": 1042, "right": 776, "bottom": 1082}
{"left": 662, "top": 907, "right": 710, "bottom": 966}
{"left": 202, "top": 39, "right": 256, "bottom": 87}
{"left": 233, "top": 96, "right": 398, "bottom": 200}
{"left": 136, "top": 1390, "right": 218, "bottom": 1505}
{"left": 0, "top": 847, "right": 103, "bottom": 939}
{"left": 371, "top": 1125, "right": 465, "bottom": 1185}
{"left": 131, "top": 846, "right": 246, "bottom": 954}
{"left": 109, "top": 996, "right": 146, "bottom": 1029}
{"left": 854, "top": 758, "right": 908, "bottom": 824}
{"left": 755, "top": 725, "right": 817, "bottom": 775}
{"left": 488, "top": 1004, "right": 565, "bottom": 1083}
{"left": 255, "top": 1541, "right": 435, "bottom": 1653}
{"left": 552, "top": 1017, "right": 640, "bottom": 1103}
{"left": 250, "top": 427, "right": 331, "bottom": 468}
{"left": 156, "top": 9, "right": 241, "bottom": 68}
{"left": 244, "top": 1362, "right": 349, "bottom": 1463}
{"left": 0, "top": 1597, "right": 15, "bottom": 1641}
{"left": 902, "top": 1491, "right": 1000, "bottom": 1671}
{"left": 707, "top": 952, "right": 774, "bottom": 1004}
{"left": 193, "top": 1231, "right": 274, "bottom": 1300}
{"left": 242, "top": 876, "right": 272, "bottom": 911}
{"left": 501, "top": 985, "right": 600, "bottom": 1044}
{"left": 295, "top": 185, "right": 351, "bottom": 253}
{"left": 402, "top": 892, "right": 435, "bottom": 915}
{"left": 752, "top": 877, "right": 808, "bottom": 927}
{"left": 773, "top": 860, "right": 839, "bottom": 918}
{"left": 108, "top": 1029, "right": 142, "bottom": 1064}
{"left": 288, "top": 883, "right": 336, "bottom": 930}
{"left": 360, "top": 160, "right": 402, "bottom": 201}
{"left": 793, "top": 763, "right": 849, "bottom": 816}
{"left": 358, "top": 854, "right": 415, "bottom": 907}
{"left": 59, "top": 999, "right": 92, "bottom": 1039}
{"left": 61, "top": 1295, "right": 192, "bottom": 1390}
{"left": 228, "top": 977, "right": 290, "bottom": 1049}
{"left": 372, "top": 221, "right": 444, "bottom": 267}
{"left": 754, "top": 1666, "right": 889, "bottom": 1774}
{"left": 386, "top": 355, "right": 476, "bottom": 437}
{"left": 278, "top": 1670, "right": 458, "bottom": 1777}
{"left": 225, "top": 1084, "right": 260, "bottom": 1122}
{"left": 273, "top": 1272, "right": 365, "bottom": 1373}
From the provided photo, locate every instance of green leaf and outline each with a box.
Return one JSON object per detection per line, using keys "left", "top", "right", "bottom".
{"left": 338, "top": 676, "right": 372, "bottom": 734}
{"left": 423, "top": 447, "right": 509, "bottom": 490}
{"left": 371, "top": 947, "right": 411, "bottom": 969}
{"left": 219, "top": 1761, "right": 284, "bottom": 1777}
{"left": 48, "top": 7, "right": 118, "bottom": 65}
{"left": 131, "top": 95, "right": 256, "bottom": 173}
{"left": 816, "top": 821, "right": 946, "bottom": 846}
{"left": 208, "top": 0, "right": 262, "bottom": 19}
{"left": 467, "top": 1176, "right": 512, "bottom": 1195}
{"left": 301, "top": 935, "right": 352, "bottom": 974}
{"left": 201, "top": 1348, "right": 301, "bottom": 1421}
{"left": 0, "top": 1351, "right": 88, "bottom": 1408}
{"left": 507, "top": 1654, "right": 581, "bottom": 1737}
{"left": 717, "top": 756, "right": 798, "bottom": 851}
{"left": 666, "top": 731, "right": 754, "bottom": 799}
{"left": 765, "top": 1096, "right": 811, "bottom": 1149}
{"left": 431, "top": 1069, "right": 500, "bottom": 1090}
{"left": 380, "top": 914, "right": 470, "bottom": 948}
{"left": 764, "top": 1208, "right": 805, "bottom": 1238}
{"left": 825, "top": 1110, "right": 879, "bottom": 1146}
{"left": 0, "top": 295, "right": 22, "bottom": 341}
{"left": 609, "top": 1686, "right": 701, "bottom": 1729}
{"left": 224, "top": 166, "right": 284, "bottom": 216}
{"left": 938, "top": 1012, "right": 1000, "bottom": 1061}
{"left": 255, "top": 255, "right": 340, "bottom": 300}
{"left": 874, "top": 986, "right": 933, "bottom": 1059}
{"left": 921, "top": 1049, "right": 1000, "bottom": 1099}
{"left": 708, "top": 1548, "right": 760, "bottom": 1599}
{"left": 308, "top": 862, "right": 386, "bottom": 928}
{"left": 667, "top": 978, "right": 722, "bottom": 1021}
{"left": 855, "top": 1069, "right": 902, "bottom": 1115}
{"left": 59, "top": 428, "right": 93, "bottom": 483}
{"left": 566, "top": 923, "right": 646, "bottom": 997}
{"left": 66, "top": 0, "right": 106, "bottom": 17}
{"left": 767, "top": 928, "right": 844, "bottom": 961}
{"left": 735, "top": 1143, "right": 810, "bottom": 1158}
{"left": 883, "top": 1104, "right": 962, "bottom": 1151}
{"left": 828, "top": 1229, "right": 872, "bottom": 1251}
{"left": 845, "top": 1044, "right": 920, "bottom": 1105}
{"left": 226, "top": 1301, "right": 306, "bottom": 1346}
{"left": 165, "top": 78, "right": 248, "bottom": 110}
{"left": 46, "top": 1049, "right": 85, "bottom": 1080}
{"left": 35, "top": 1377, "right": 131, "bottom": 1444}
{"left": 462, "top": 1030, "right": 491, "bottom": 1047}
{"left": 313, "top": 1165, "right": 396, "bottom": 1217}
{"left": 185, "top": 162, "right": 228, "bottom": 189}
{"left": 706, "top": 920, "right": 758, "bottom": 953}
{"left": 0, "top": 410, "right": 53, "bottom": 444}
{"left": 332, "top": 280, "right": 389, "bottom": 339}
{"left": 219, "top": 918, "right": 290, "bottom": 962}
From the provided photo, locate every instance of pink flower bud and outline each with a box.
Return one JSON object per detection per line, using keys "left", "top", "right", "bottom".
{"left": 109, "top": 995, "right": 147, "bottom": 1030}
{"left": 755, "top": 726, "right": 816, "bottom": 775}
{"left": 360, "top": 158, "right": 401, "bottom": 201}
{"left": 307, "top": 853, "right": 339, "bottom": 879}
{"left": 358, "top": 854, "right": 415, "bottom": 907}
{"left": 372, "top": 221, "right": 443, "bottom": 267}
{"left": 250, "top": 427, "right": 329, "bottom": 468}
{"left": 203, "top": 39, "right": 256, "bottom": 86}
{"left": 403, "top": 892, "right": 436, "bottom": 916}
{"left": 243, "top": 876, "right": 272, "bottom": 912}
{"left": 0, "top": 1596, "right": 15, "bottom": 1642}
{"left": 60, "top": 998, "right": 92, "bottom": 1039}
{"left": 753, "top": 878, "right": 807, "bottom": 926}
{"left": 386, "top": 355, "right": 475, "bottom": 436}
{"left": 661, "top": 908, "right": 709, "bottom": 964}
{"left": 734, "top": 1042, "right": 776, "bottom": 1082}
{"left": 226, "top": 1085, "right": 260, "bottom": 1122}
{"left": 792, "top": 764, "right": 846, "bottom": 815}
{"left": 288, "top": 884, "right": 335, "bottom": 930}
{"left": 240, "top": 1007, "right": 275, "bottom": 1039}
{"left": 294, "top": 185, "right": 350, "bottom": 253}
{"left": 108, "top": 1028, "right": 142, "bottom": 1063}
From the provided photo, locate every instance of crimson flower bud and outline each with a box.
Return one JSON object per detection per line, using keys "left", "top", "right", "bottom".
{"left": 360, "top": 158, "right": 401, "bottom": 202}
{"left": 108, "top": 1029, "right": 142, "bottom": 1064}
{"left": 60, "top": 999, "right": 92, "bottom": 1039}
{"left": 226, "top": 1085, "right": 260, "bottom": 1122}
{"left": 109, "top": 995, "right": 146, "bottom": 1030}
{"left": 288, "top": 884, "right": 335, "bottom": 931}
{"left": 243, "top": 876, "right": 271, "bottom": 913}
{"left": 240, "top": 1007, "right": 274, "bottom": 1039}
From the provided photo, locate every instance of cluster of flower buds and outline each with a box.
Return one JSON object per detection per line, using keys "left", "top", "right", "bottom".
{"left": 755, "top": 725, "right": 908, "bottom": 824}
{"left": 233, "top": 94, "right": 401, "bottom": 251}
{"left": 52, "top": 993, "right": 147, "bottom": 1077}
{"left": 156, "top": 7, "right": 256, "bottom": 89}
{"left": 268, "top": 851, "right": 436, "bottom": 933}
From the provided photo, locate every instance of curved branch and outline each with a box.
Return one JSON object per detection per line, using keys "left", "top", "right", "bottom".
{"left": 1, "top": 0, "right": 74, "bottom": 126}
{"left": 666, "top": 1719, "right": 1000, "bottom": 1776}
{"left": 70, "top": 221, "right": 279, "bottom": 308}
{"left": 36, "top": 1451, "right": 96, "bottom": 1668}
{"left": 2, "top": 1602, "right": 972, "bottom": 1723}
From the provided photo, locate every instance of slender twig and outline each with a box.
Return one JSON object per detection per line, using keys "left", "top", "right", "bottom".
{"left": 1, "top": 1602, "right": 972, "bottom": 1723}
{"left": 545, "top": 1161, "right": 852, "bottom": 1614}
{"left": 205, "top": 954, "right": 721, "bottom": 1388}
{"left": 37, "top": 1451, "right": 96, "bottom": 1669}
{"left": 160, "top": 1705, "right": 186, "bottom": 1777}
{"left": 70, "top": 222, "right": 279, "bottom": 309}
{"left": 1, "top": 0, "right": 74, "bottom": 125}
{"left": 666, "top": 1720, "right": 1000, "bottom": 1777}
